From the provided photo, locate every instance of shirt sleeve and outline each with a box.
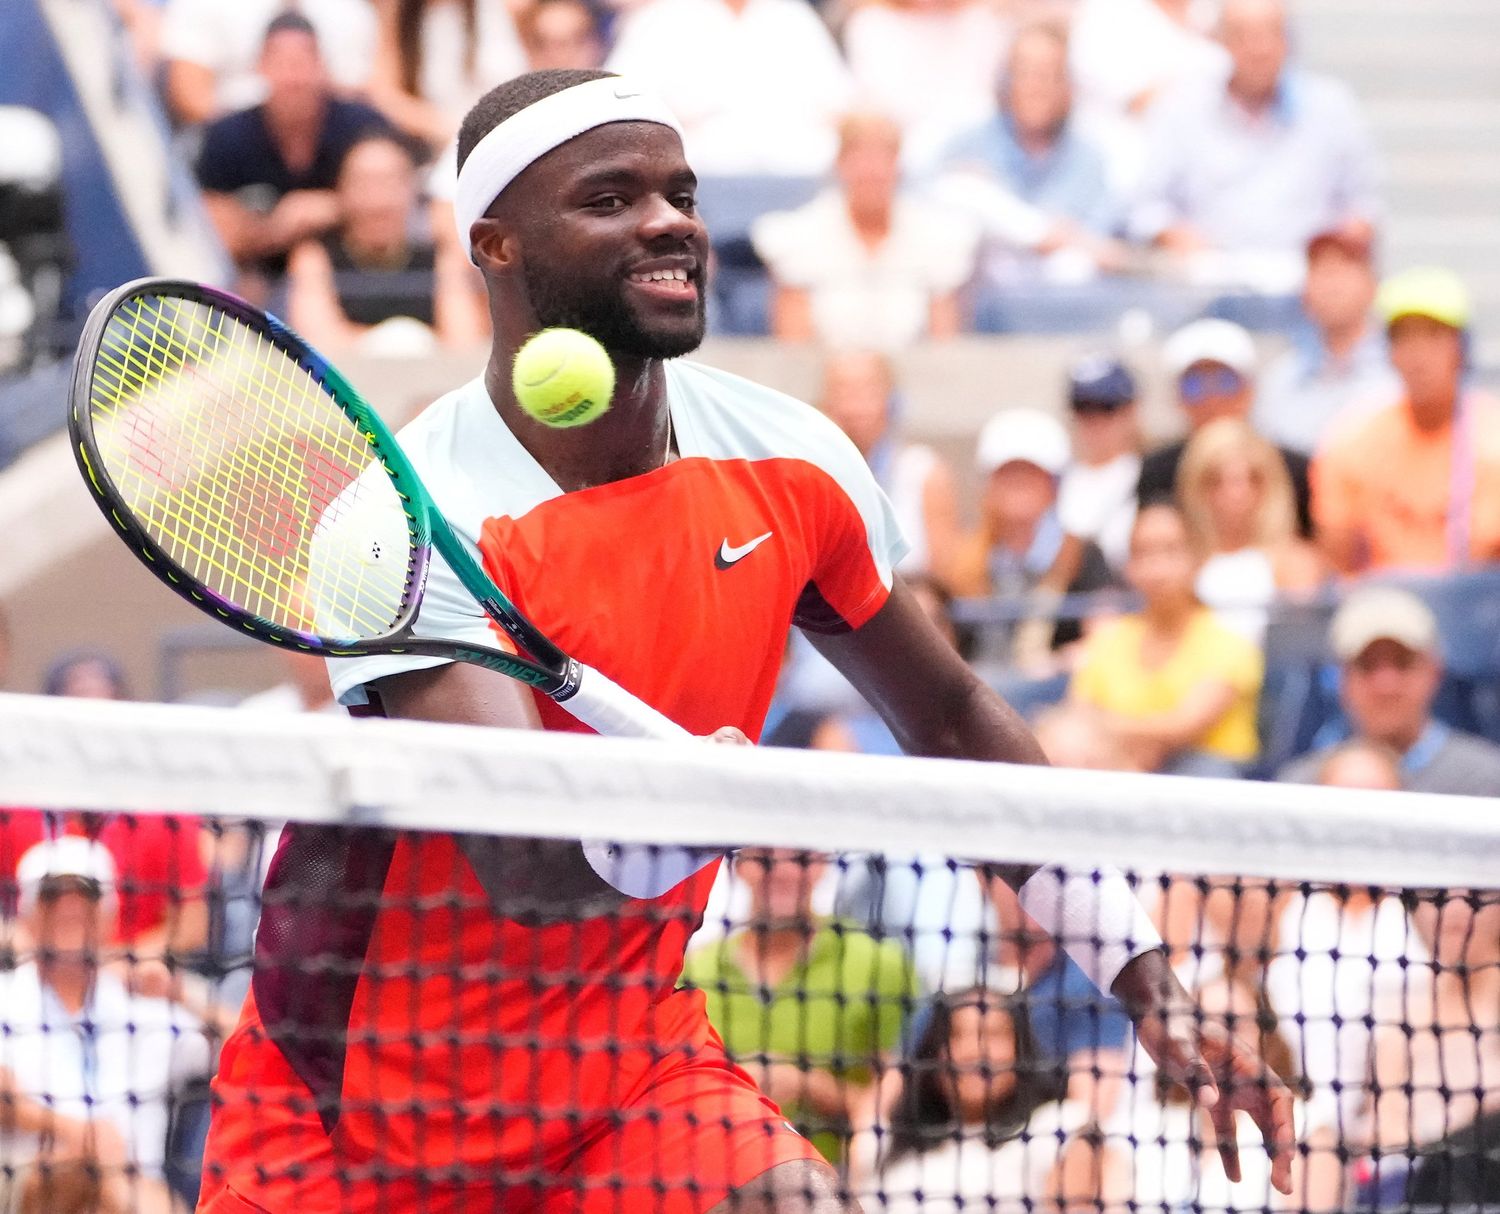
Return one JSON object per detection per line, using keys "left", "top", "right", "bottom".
{"left": 158, "top": 0, "right": 218, "bottom": 67}
{"left": 194, "top": 121, "right": 245, "bottom": 193}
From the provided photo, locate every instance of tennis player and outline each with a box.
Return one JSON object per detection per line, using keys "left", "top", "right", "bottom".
{"left": 197, "top": 69, "right": 1294, "bottom": 1214}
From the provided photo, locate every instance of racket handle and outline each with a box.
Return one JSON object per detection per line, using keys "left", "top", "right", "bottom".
{"left": 560, "top": 664, "right": 693, "bottom": 740}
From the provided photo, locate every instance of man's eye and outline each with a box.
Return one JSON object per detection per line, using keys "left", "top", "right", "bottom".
{"left": 672, "top": 194, "right": 697, "bottom": 213}
{"left": 588, "top": 196, "right": 627, "bottom": 211}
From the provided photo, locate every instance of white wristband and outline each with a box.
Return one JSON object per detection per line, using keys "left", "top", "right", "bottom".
{"left": 1016, "top": 865, "right": 1163, "bottom": 994}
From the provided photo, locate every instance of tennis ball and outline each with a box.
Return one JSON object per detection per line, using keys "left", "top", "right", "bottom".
{"left": 512, "top": 328, "right": 615, "bottom": 428}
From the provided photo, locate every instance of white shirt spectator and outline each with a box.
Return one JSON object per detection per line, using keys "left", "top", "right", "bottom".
{"left": 0, "top": 961, "right": 213, "bottom": 1180}
{"left": 857, "top": 1099, "right": 1090, "bottom": 1213}
{"left": 1068, "top": 0, "right": 1226, "bottom": 192}
{"left": 1264, "top": 890, "right": 1415, "bottom": 1137}
{"left": 842, "top": 1, "right": 1011, "bottom": 170}
{"left": 404, "top": 0, "right": 528, "bottom": 135}
{"left": 1129, "top": 67, "right": 1381, "bottom": 293}
{"left": 751, "top": 189, "right": 979, "bottom": 350}
{"left": 1195, "top": 546, "right": 1277, "bottom": 643}
{"left": 1058, "top": 452, "right": 1140, "bottom": 570}
{"left": 607, "top": 0, "right": 853, "bottom": 175}
{"left": 1253, "top": 329, "right": 1399, "bottom": 457}
{"left": 160, "top": 0, "right": 378, "bottom": 114}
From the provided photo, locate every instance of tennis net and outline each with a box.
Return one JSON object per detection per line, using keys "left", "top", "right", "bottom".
{"left": 0, "top": 691, "right": 1496, "bottom": 1214}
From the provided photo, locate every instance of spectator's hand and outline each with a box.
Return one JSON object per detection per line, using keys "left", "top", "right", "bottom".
{"left": 1157, "top": 225, "right": 1210, "bottom": 256}
{"left": 707, "top": 726, "right": 752, "bottom": 746}
{"left": 1113, "top": 950, "right": 1296, "bottom": 1194}
{"left": 269, "top": 190, "right": 340, "bottom": 247}
{"left": 124, "top": 957, "right": 181, "bottom": 1003}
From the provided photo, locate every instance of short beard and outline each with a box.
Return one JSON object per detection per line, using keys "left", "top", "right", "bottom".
{"left": 523, "top": 257, "right": 706, "bottom": 360}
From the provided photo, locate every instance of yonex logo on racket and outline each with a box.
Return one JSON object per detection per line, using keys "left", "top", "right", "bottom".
{"left": 714, "top": 531, "right": 772, "bottom": 570}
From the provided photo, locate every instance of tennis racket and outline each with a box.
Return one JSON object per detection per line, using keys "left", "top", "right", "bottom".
{"left": 68, "top": 277, "right": 689, "bottom": 744}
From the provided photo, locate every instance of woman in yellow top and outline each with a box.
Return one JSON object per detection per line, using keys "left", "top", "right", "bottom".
{"left": 1069, "top": 500, "right": 1263, "bottom": 776}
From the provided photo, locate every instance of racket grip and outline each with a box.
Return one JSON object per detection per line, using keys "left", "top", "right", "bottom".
{"left": 560, "top": 664, "right": 693, "bottom": 740}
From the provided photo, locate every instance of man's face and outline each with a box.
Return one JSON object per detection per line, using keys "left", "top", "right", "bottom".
{"left": 818, "top": 352, "right": 891, "bottom": 456}
{"left": 490, "top": 122, "right": 709, "bottom": 359}
{"left": 1178, "top": 359, "right": 1252, "bottom": 428}
{"left": 982, "top": 461, "right": 1057, "bottom": 543}
{"left": 1221, "top": 0, "right": 1288, "bottom": 101}
{"left": 260, "top": 30, "right": 329, "bottom": 119}
{"left": 31, "top": 884, "right": 106, "bottom": 963}
{"left": 339, "top": 140, "right": 417, "bottom": 241}
{"left": 736, "top": 848, "right": 827, "bottom": 925}
{"left": 525, "top": 1, "right": 603, "bottom": 71}
{"left": 1389, "top": 315, "right": 1464, "bottom": 408}
{"left": 835, "top": 130, "right": 900, "bottom": 218}
{"left": 1341, "top": 638, "right": 1441, "bottom": 748}
{"left": 1303, "top": 246, "right": 1376, "bottom": 335}
{"left": 1005, "top": 30, "right": 1071, "bottom": 140}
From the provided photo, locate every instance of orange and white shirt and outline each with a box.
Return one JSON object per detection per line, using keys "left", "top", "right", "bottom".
{"left": 206, "top": 359, "right": 905, "bottom": 1185}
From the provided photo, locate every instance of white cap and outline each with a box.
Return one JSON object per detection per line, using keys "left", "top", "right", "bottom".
{"left": 975, "top": 408, "right": 1071, "bottom": 477}
{"left": 1330, "top": 586, "right": 1440, "bottom": 662}
{"left": 1162, "top": 318, "right": 1258, "bottom": 379}
{"left": 16, "top": 837, "right": 116, "bottom": 918}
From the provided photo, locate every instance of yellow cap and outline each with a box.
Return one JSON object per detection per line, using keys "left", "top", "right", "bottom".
{"left": 1377, "top": 266, "right": 1471, "bottom": 331}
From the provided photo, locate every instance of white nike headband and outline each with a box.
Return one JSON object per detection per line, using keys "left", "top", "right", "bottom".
{"left": 453, "top": 76, "right": 685, "bottom": 260}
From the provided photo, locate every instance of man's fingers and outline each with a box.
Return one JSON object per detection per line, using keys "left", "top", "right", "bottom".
{"left": 1216, "top": 1132, "right": 1244, "bottom": 1185}
{"left": 708, "top": 726, "right": 751, "bottom": 746}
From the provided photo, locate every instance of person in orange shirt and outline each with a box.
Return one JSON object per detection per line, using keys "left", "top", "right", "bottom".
{"left": 1312, "top": 267, "right": 1500, "bottom": 574}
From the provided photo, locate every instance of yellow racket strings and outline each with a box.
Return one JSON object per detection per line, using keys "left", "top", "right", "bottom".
{"left": 88, "top": 294, "right": 413, "bottom": 641}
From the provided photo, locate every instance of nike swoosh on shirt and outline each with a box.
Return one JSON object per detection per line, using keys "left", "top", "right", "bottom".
{"left": 714, "top": 531, "right": 773, "bottom": 570}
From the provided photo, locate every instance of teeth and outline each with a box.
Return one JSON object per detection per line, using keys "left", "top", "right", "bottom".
{"left": 632, "top": 268, "right": 689, "bottom": 282}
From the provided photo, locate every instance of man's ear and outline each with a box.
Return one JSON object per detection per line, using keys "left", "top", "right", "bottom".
{"left": 470, "top": 219, "right": 517, "bottom": 274}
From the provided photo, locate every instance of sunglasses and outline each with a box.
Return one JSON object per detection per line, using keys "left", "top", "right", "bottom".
{"left": 1179, "top": 367, "right": 1245, "bottom": 405}
{"left": 1070, "top": 398, "right": 1127, "bottom": 416}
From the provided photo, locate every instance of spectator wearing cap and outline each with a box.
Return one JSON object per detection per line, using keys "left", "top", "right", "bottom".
{"left": 1312, "top": 267, "right": 1500, "bottom": 575}
{"left": 816, "top": 351, "right": 960, "bottom": 583}
{"left": 1278, "top": 586, "right": 1500, "bottom": 797}
{"left": 951, "top": 409, "right": 1115, "bottom": 666}
{"left": 1057, "top": 355, "right": 1142, "bottom": 573}
{"left": 0, "top": 839, "right": 214, "bottom": 1214}
{"left": 751, "top": 113, "right": 980, "bottom": 350}
{"left": 1137, "top": 318, "right": 1313, "bottom": 535}
{"left": 930, "top": 22, "right": 1127, "bottom": 286}
{"left": 1070, "top": 500, "right": 1264, "bottom": 776}
{"left": 195, "top": 13, "right": 395, "bottom": 293}
{"left": 1253, "top": 230, "right": 1401, "bottom": 457}
{"left": 1129, "top": 0, "right": 1380, "bottom": 295}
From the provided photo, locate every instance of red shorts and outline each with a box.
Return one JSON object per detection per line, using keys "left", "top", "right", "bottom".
{"left": 197, "top": 1047, "right": 822, "bottom": 1214}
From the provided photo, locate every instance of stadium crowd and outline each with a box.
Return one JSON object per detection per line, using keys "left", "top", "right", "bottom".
{"left": 0, "top": 0, "right": 1497, "bottom": 1211}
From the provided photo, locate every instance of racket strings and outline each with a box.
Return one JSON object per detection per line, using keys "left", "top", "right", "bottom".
{"left": 87, "top": 293, "right": 415, "bottom": 641}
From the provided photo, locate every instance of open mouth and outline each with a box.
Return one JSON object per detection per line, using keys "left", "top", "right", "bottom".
{"left": 626, "top": 265, "right": 699, "bottom": 303}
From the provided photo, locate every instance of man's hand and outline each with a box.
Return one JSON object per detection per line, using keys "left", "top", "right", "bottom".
{"left": 1112, "top": 949, "right": 1296, "bottom": 1194}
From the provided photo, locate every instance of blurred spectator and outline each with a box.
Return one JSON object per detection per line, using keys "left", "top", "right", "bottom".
{"left": 42, "top": 649, "right": 131, "bottom": 700}
{"left": 287, "top": 132, "right": 485, "bottom": 353}
{"left": 238, "top": 651, "right": 338, "bottom": 715}
{"left": 0, "top": 603, "right": 10, "bottom": 689}
{"left": 816, "top": 350, "right": 959, "bottom": 581}
{"left": 1260, "top": 741, "right": 1413, "bottom": 1164}
{"left": 607, "top": 0, "right": 852, "bottom": 175}
{"left": 680, "top": 848, "right": 919, "bottom": 1163}
{"left": 369, "top": 0, "right": 527, "bottom": 152}
{"left": 1070, "top": 501, "right": 1264, "bottom": 775}
{"left": 1364, "top": 889, "right": 1500, "bottom": 1208}
{"left": 195, "top": 13, "right": 394, "bottom": 294}
{"left": 0, "top": 839, "right": 213, "bottom": 1214}
{"left": 841, "top": 0, "right": 1010, "bottom": 166}
{"left": 1313, "top": 267, "right": 1500, "bottom": 574}
{"left": 1129, "top": 0, "right": 1380, "bottom": 295}
{"left": 112, "top": 0, "right": 166, "bottom": 75}
{"left": 518, "top": 0, "right": 607, "bottom": 70}
{"left": 932, "top": 22, "right": 1127, "bottom": 287}
{"left": 1277, "top": 585, "right": 1500, "bottom": 796}
{"left": 1030, "top": 702, "right": 1138, "bottom": 772}
{"left": 850, "top": 990, "right": 1080, "bottom": 1209}
{"left": 1176, "top": 417, "right": 1325, "bottom": 641}
{"left": 1137, "top": 318, "right": 1313, "bottom": 536}
{"left": 751, "top": 113, "right": 979, "bottom": 350}
{"left": 160, "top": 0, "right": 377, "bottom": 127}
{"left": 0, "top": 107, "right": 66, "bottom": 376}
{"left": 1067, "top": 0, "right": 1225, "bottom": 191}
{"left": 1056, "top": 354, "right": 1141, "bottom": 572}
{"left": 951, "top": 409, "right": 1115, "bottom": 666}
{"left": 1253, "top": 229, "right": 1400, "bottom": 457}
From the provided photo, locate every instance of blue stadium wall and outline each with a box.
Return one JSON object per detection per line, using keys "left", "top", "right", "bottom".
{"left": 0, "top": 0, "right": 150, "bottom": 311}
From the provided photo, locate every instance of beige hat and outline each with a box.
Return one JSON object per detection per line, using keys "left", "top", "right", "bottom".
{"left": 16, "top": 837, "right": 116, "bottom": 918}
{"left": 1330, "top": 586, "right": 1439, "bottom": 662}
{"left": 1162, "top": 318, "right": 1258, "bottom": 379}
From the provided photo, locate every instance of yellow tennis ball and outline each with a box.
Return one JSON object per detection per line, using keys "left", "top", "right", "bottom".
{"left": 512, "top": 328, "right": 615, "bottom": 428}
